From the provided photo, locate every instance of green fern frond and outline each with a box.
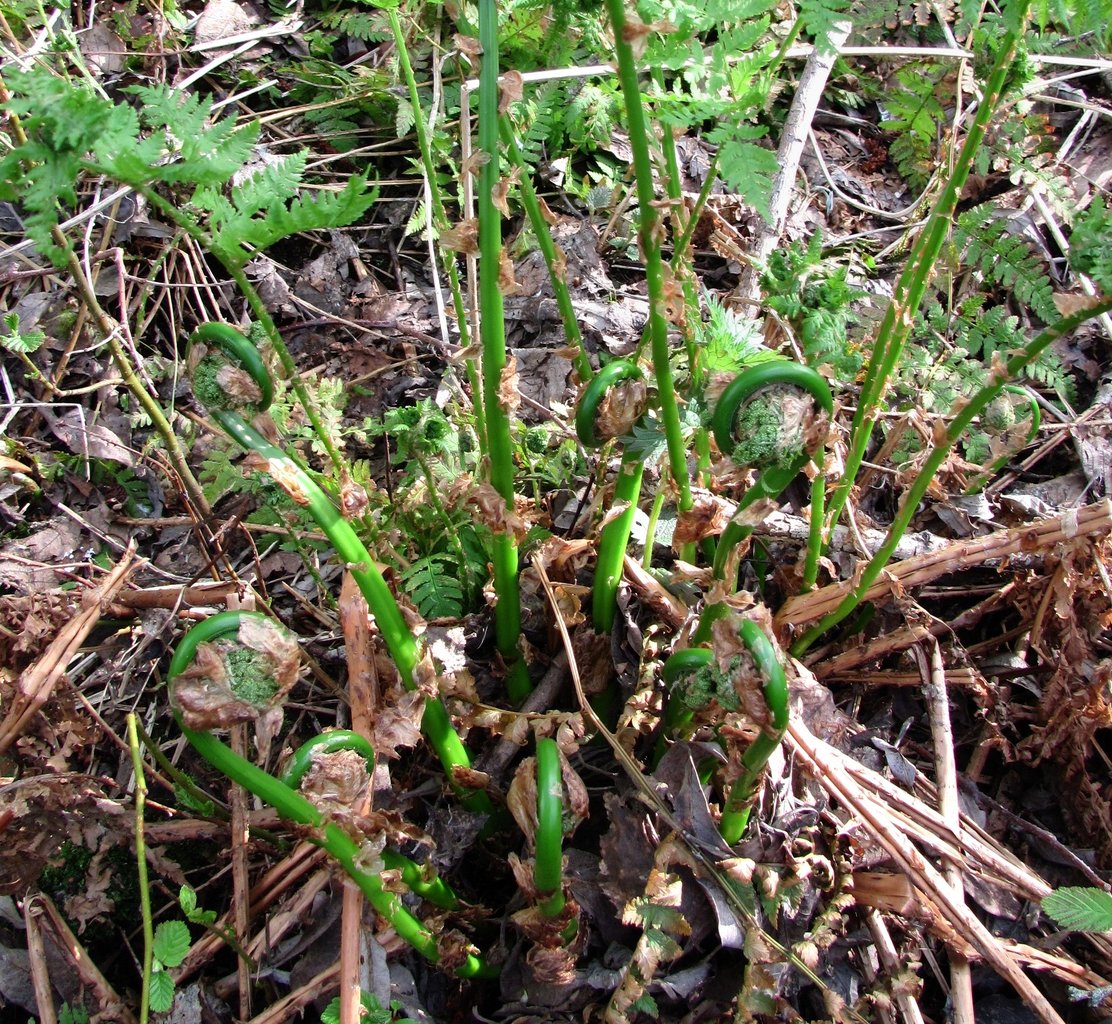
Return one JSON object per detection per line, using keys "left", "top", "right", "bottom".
{"left": 956, "top": 205, "right": 1058, "bottom": 323}
{"left": 208, "top": 173, "right": 379, "bottom": 270}
{"left": 319, "top": 9, "right": 391, "bottom": 40}
{"left": 400, "top": 555, "right": 465, "bottom": 619}
{"left": 879, "top": 65, "right": 947, "bottom": 190}
{"left": 1070, "top": 196, "right": 1112, "bottom": 293}
{"left": 798, "top": 0, "right": 852, "bottom": 53}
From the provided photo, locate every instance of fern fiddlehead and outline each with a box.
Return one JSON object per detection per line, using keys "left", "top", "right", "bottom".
{"left": 965, "top": 383, "right": 1041, "bottom": 493}
{"left": 711, "top": 362, "right": 833, "bottom": 585}
{"left": 658, "top": 610, "right": 789, "bottom": 844}
{"left": 167, "top": 611, "right": 494, "bottom": 977}
{"left": 187, "top": 323, "right": 491, "bottom": 814}
{"left": 576, "top": 360, "right": 650, "bottom": 633}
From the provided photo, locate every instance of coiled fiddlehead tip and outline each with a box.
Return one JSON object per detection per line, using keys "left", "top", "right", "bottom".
{"left": 711, "top": 362, "right": 833, "bottom": 468}
{"left": 575, "top": 359, "right": 647, "bottom": 448}
{"left": 188, "top": 323, "right": 274, "bottom": 415}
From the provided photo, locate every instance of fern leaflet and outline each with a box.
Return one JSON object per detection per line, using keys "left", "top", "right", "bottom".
{"left": 955, "top": 205, "right": 1058, "bottom": 324}
{"left": 400, "top": 555, "right": 465, "bottom": 619}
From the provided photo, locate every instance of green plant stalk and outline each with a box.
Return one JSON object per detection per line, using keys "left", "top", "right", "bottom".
{"left": 594, "top": 459, "right": 644, "bottom": 634}
{"left": 653, "top": 646, "right": 713, "bottom": 766}
{"left": 710, "top": 362, "right": 833, "bottom": 581}
{"left": 719, "top": 621, "right": 789, "bottom": 844}
{"left": 794, "top": 294, "right": 1112, "bottom": 654}
{"left": 476, "top": 0, "right": 528, "bottom": 702}
{"left": 801, "top": 472, "right": 826, "bottom": 591}
{"left": 964, "top": 384, "right": 1041, "bottom": 494}
{"left": 167, "top": 615, "right": 493, "bottom": 976}
{"left": 130, "top": 184, "right": 346, "bottom": 476}
{"left": 642, "top": 487, "right": 666, "bottom": 569}
{"left": 126, "top": 713, "right": 155, "bottom": 1024}
{"left": 389, "top": 7, "right": 487, "bottom": 447}
{"left": 823, "top": 9, "right": 1031, "bottom": 539}
{"left": 576, "top": 360, "right": 647, "bottom": 632}
{"left": 276, "top": 729, "right": 459, "bottom": 907}
{"left": 604, "top": 0, "right": 694, "bottom": 545}
{"left": 500, "top": 121, "right": 592, "bottom": 382}
{"left": 534, "top": 737, "right": 566, "bottom": 917}
{"left": 188, "top": 326, "right": 490, "bottom": 813}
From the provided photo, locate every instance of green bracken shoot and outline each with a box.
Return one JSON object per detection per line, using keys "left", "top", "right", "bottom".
{"left": 168, "top": 611, "right": 494, "bottom": 977}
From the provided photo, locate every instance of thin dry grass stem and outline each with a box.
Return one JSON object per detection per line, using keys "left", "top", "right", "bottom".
{"left": 245, "top": 964, "right": 341, "bottom": 1024}
{"left": 818, "top": 583, "right": 1015, "bottom": 677}
{"left": 24, "top": 897, "right": 57, "bottom": 1024}
{"left": 245, "top": 868, "right": 332, "bottom": 964}
{"left": 779, "top": 500, "right": 1112, "bottom": 629}
{"left": 0, "top": 540, "right": 137, "bottom": 754}
{"left": 915, "top": 640, "right": 974, "bottom": 1024}
{"left": 861, "top": 908, "right": 925, "bottom": 1024}
{"left": 787, "top": 717, "right": 1067, "bottom": 1024}
{"left": 32, "top": 893, "right": 139, "bottom": 1024}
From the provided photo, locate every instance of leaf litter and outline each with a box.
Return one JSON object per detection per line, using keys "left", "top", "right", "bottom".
{"left": 2, "top": 7, "right": 1112, "bottom": 1024}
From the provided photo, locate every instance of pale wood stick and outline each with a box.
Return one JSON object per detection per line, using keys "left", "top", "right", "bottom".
{"left": 787, "top": 717, "right": 1066, "bottom": 1024}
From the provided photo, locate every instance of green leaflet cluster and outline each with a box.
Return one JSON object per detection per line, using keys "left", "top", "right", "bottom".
{"left": 0, "top": 71, "right": 376, "bottom": 270}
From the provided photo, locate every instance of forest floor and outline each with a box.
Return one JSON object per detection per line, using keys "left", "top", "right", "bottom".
{"left": 2, "top": 3, "right": 1112, "bottom": 1024}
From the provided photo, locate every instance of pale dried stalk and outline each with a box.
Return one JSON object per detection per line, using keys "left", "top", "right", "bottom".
{"left": 787, "top": 717, "right": 1066, "bottom": 1024}
{"left": 916, "top": 641, "right": 973, "bottom": 1024}
{"left": 244, "top": 868, "right": 331, "bottom": 963}
{"left": 24, "top": 898, "right": 58, "bottom": 1024}
{"left": 778, "top": 500, "right": 1112, "bottom": 628}
{"left": 177, "top": 843, "right": 326, "bottom": 981}
{"left": 35, "top": 893, "right": 138, "bottom": 1024}
{"left": 0, "top": 541, "right": 137, "bottom": 754}
{"left": 734, "top": 16, "right": 853, "bottom": 306}
{"left": 862, "top": 908, "right": 926, "bottom": 1024}
{"left": 246, "top": 964, "right": 340, "bottom": 1024}
{"left": 338, "top": 572, "right": 380, "bottom": 1023}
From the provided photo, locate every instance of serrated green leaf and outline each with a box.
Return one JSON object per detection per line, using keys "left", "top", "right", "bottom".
{"left": 148, "top": 969, "right": 176, "bottom": 1013}
{"left": 1043, "top": 888, "right": 1112, "bottom": 933}
{"left": 152, "top": 919, "right": 191, "bottom": 968}
{"left": 178, "top": 885, "right": 197, "bottom": 918}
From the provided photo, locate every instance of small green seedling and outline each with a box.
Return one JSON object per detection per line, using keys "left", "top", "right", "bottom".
{"left": 320, "top": 991, "right": 418, "bottom": 1024}
{"left": 148, "top": 918, "right": 191, "bottom": 1013}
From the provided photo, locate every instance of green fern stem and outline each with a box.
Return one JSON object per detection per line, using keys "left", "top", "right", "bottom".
{"left": 794, "top": 293, "right": 1112, "bottom": 655}
{"left": 604, "top": 0, "right": 694, "bottom": 550}
{"left": 801, "top": 472, "right": 826, "bottom": 591}
{"left": 477, "top": 0, "right": 529, "bottom": 703}
{"left": 500, "top": 120, "right": 592, "bottom": 383}
{"left": 167, "top": 613, "right": 494, "bottom": 978}
{"left": 187, "top": 325, "right": 490, "bottom": 813}
{"left": 655, "top": 614, "right": 789, "bottom": 844}
{"left": 131, "top": 183, "right": 346, "bottom": 477}
{"left": 823, "top": 5, "right": 1032, "bottom": 540}
{"left": 576, "top": 360, "right": 648, "bottom": 633}
{"left": 711, "top": 362, "right": 832, "bottom": 584}
{"left": 534, "top": 737, "right": 566, "bottom": 918}
{"left": 388, "top": 6, "right": 486, "bottom": 448}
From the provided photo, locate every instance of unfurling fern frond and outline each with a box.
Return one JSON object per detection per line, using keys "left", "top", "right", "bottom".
{"left": 955, "top": 205, "right": 1058, "bottom": 323}
{"left": 400, "top": 555, "right": 465, "bottom": 619}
